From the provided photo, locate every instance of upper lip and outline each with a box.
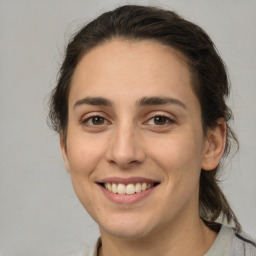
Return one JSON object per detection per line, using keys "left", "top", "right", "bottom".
{"left": 97, "top": 176, "right": 160, "bottom": 185}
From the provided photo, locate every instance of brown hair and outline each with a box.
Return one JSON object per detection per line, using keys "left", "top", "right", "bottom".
{"left": 49, "top": 5, "right": 241, "bottom": 231}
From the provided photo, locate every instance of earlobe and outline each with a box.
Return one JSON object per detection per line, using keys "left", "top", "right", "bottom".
{"left": 60, "top": 134, "right": 71, "bottom": 173}
{"left": 201, "top": 119, "right": 226, "bottom": 171}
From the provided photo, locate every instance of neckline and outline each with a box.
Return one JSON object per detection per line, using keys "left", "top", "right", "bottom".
{"left": 204, "top": 225, "right": 234, "bottom": 256}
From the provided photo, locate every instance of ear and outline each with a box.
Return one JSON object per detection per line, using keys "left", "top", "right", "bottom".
{"left": 201, "top": 119, "right": 226, "bottom": 171}
{"left": 60, "top": 134, "right": 71, "bottom": 173}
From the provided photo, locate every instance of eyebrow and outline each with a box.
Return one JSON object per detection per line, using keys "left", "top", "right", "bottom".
{"left": 73, "top": 96, "right": 186, "bottom": 110}
{"left": 137, "top": 96, "right": 187, "bottom": 109}
{"left": 73, "top": 97, "right": 112, "bottom": 109}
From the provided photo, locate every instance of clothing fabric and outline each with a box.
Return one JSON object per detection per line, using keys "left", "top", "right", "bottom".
{"left": 205, "top": 225, "right": 256, "bottom": 256}
{"left": 72, "top": 225, "right": 256, "bottom": 256}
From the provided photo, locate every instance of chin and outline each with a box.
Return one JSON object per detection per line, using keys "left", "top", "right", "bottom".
{"left": 101, "top": 225, "right": 153, "bottom": 240}
{"left": 98, "top": 215, "right": 156, "bottom": 240}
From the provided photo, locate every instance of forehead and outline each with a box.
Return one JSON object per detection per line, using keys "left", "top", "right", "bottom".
{"left": 70, "top": 39, "right": 195, "bottom": 105}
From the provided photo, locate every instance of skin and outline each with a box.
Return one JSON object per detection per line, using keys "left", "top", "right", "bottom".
{"left": 61, "top": 40, "right": 226, "bottom": 256}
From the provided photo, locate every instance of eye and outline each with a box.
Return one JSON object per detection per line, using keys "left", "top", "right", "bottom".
{"left": 146, "top": 115, "right": 174, "bottom": 126}
{"left": 81, "top": 115, "right": 109, "bottom": 126}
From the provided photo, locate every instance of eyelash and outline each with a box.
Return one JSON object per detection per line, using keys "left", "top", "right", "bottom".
{"left": 81, "top": 115, "right": 110, "bottom": 127}
{"left": 146, "top": 115, "right": 175, "bottom": 126}
{"left": 81, "top": 113, "right": 175, "bottom": 128}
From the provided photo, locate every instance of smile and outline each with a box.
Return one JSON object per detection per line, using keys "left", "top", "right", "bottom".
{"left": 104, "top": 182, "right": 154, "bottom": 195}
{"left": 97, "top": 177, "right": 160, "bottom": 204}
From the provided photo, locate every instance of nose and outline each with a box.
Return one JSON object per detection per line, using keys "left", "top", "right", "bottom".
{"left": 105, "top": 124, "right": 146, "bottom": 169}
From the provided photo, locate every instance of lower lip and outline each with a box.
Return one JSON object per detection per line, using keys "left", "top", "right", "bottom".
{"left": 98, "top": 184, "right": 158, "bottom": 204}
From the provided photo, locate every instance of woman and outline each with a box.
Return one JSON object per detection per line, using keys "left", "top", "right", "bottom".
{"left": 48, "top": 5, "right": 256, "bottom": 256}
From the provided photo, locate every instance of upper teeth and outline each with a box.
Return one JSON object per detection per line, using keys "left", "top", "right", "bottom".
{"left": 104, "top": 182, "right": 154, "bottom": 195}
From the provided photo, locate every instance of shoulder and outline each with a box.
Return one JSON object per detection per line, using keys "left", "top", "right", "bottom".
{"left": 230, "top": 229, "right": 256, "bottom": 256}
{"left": 69, "top": 230, "right": 256, "bottom": 256}
{"left": 70, "top": 238, "right": 101, "bottom": 256}
{"left": 205, "top": 224, "right": 256, "bottom": 256}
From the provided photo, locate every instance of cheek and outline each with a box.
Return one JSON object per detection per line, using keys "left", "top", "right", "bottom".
{"left": 66, "top": 135, "right": 104, "bottom": 212}
{"left": 66, "top": 133, "right": 104, "bottom": 175}
{"left": 152, "top": 133, "right": 204, "bottom": 209}
{"left": 147, "top": 130, "right": 204, "bottom": 198}
{"left": 150, "top": 133, "right": 203, "bottom": 169}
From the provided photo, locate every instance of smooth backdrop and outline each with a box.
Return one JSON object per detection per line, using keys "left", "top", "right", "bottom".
{"left": 0, "top": 0, "right": 255, "bottom": 255}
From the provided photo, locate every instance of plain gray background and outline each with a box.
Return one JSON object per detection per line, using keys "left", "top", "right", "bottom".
{"left": 0, "top": 0, "right": 255, "bottom": 255}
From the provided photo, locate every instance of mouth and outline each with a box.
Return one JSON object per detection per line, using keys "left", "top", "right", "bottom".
{"left": 96, "top": 177, "right": 160, "bottom": 201}
{"left": 97, "top": 179, "right": 160, "bottom": 204}
{"left": 99, "top": 182, "right": 159, "bottom": 195}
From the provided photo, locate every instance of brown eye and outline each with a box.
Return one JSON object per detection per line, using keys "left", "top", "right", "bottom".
{"left": 154, "top": 116, "right": 168, "bottom": 125}
{"left": 82, "top": 116, "right": 108, "bottom": 126}
{"left": 91, "top": 116, "right": 105, "bottom": 125}
{"left": 146, "top": 115, "right": 175, "bottom": 126}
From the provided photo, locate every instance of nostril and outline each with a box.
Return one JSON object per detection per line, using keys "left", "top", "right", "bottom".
{"left": 107, "top": 158, "right": 141, "bottom": 169}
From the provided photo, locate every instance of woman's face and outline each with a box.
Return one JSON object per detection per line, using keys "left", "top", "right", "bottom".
{"left": 61, "top": 40, "right": 211, "bottom": 239}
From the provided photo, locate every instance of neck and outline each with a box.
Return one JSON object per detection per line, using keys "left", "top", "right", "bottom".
{"left": 98, "top": 216, "right": 217, "bottom": 256}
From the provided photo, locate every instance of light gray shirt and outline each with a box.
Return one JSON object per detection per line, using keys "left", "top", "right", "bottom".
{"left": 205, "top": 225, "right": 256, "bottom": 255}
{"left": 72, "top": 225, "right": 256, "bottom": 256}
